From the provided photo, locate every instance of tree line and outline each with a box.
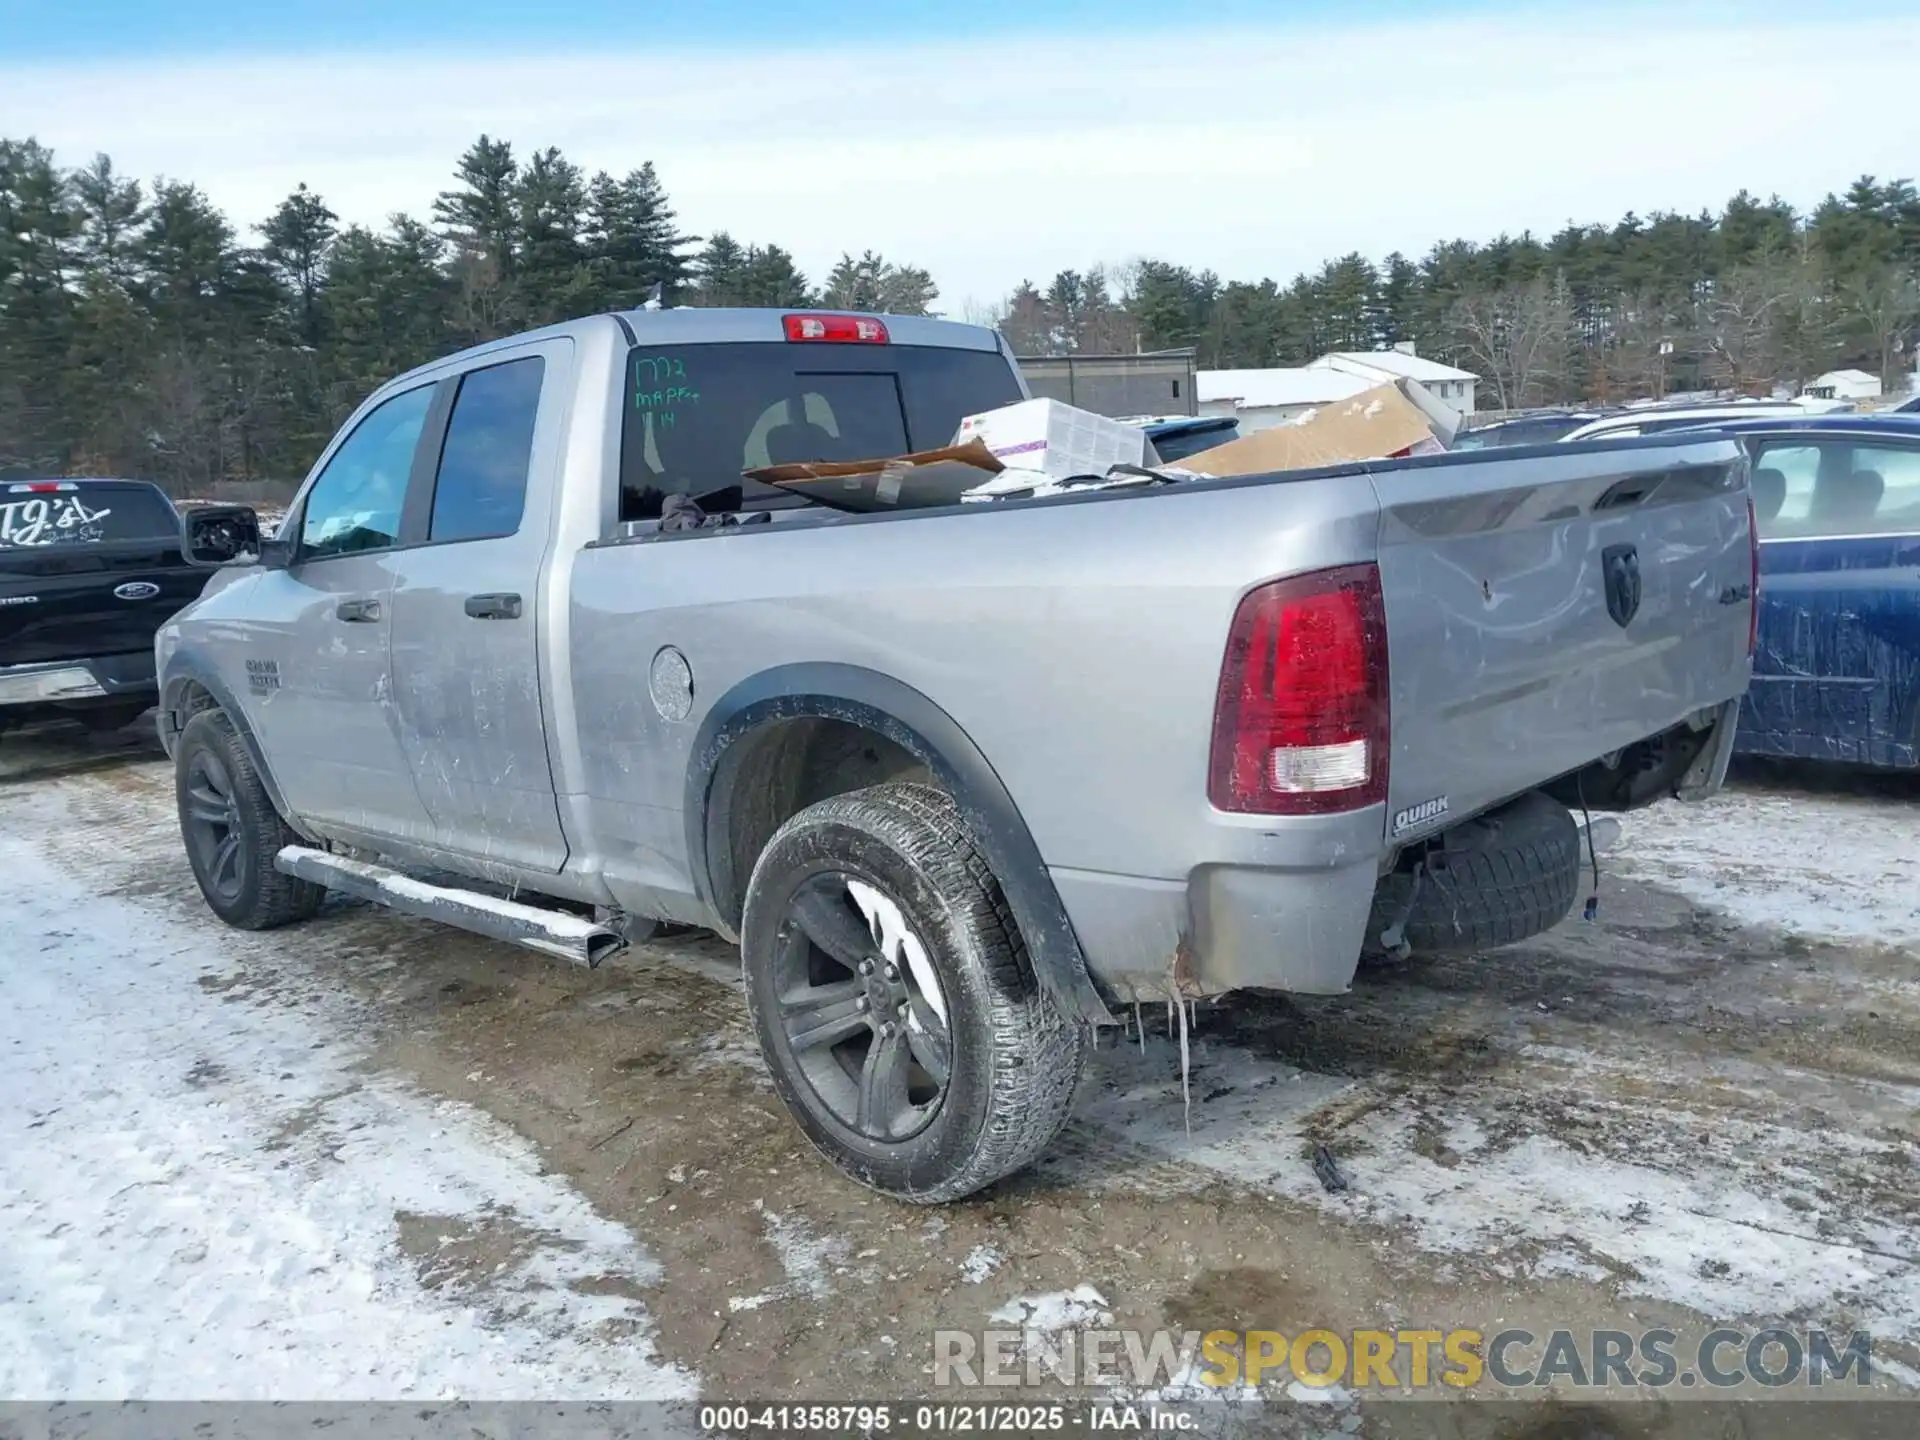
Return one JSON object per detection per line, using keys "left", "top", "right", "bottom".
{"left": 0, "top": 134, "right": 939, "bottom": 492}
{"left": 995, "top": 180, "right": 1920, "bottom": 411}
{"left": 3, "top": 130, "right": 1918, "bottom": 494}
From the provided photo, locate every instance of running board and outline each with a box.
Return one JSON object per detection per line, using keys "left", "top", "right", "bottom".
{"left": 275, "top": 846, "right": 627, "bottom": 968}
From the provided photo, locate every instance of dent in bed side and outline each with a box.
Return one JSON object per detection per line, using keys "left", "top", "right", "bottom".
{"left": 158, "top": 647, "right": 319, "bottom": 843}
{"left": 685, "top": 662, "right": 1117, "bottom": 1026}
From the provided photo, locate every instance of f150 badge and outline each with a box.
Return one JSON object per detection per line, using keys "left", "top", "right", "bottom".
{"left": 1392, "top": 794, "right": 1450, "bottom": 835}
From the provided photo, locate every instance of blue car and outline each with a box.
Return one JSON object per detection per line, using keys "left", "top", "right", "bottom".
{"left": 1678, "top": 414, "right": 1920, "bottom": 768}
{"left": 1131, "top": 415, "right": 1240, "bottom": 465}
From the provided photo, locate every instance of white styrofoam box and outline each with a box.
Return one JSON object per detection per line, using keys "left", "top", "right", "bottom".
{"left": 954, "top": 398, "right": 1150, "bottom": 481}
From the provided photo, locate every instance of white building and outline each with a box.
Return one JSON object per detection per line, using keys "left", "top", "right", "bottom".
{"left": 1196, "top": 367, "right": 1376, "bottom": 433}
{"left": 1308, "top": 342, "right": 1479, "bottom": 412}
{"left": 1802, "top": 368, "right": 1882, "bottom": 402}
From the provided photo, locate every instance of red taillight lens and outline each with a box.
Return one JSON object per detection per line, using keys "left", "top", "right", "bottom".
{"left": 1746, "top": 493, "right": 1760, "bottom": 658}
{"left": 1209, "top": 562, "right": 1390, "bottom": 815}
{"left": 782, "top": 313, "right": 889, "bottom": 344}
{"left": 8, "top": 481, "right": 73, "bottom": 494}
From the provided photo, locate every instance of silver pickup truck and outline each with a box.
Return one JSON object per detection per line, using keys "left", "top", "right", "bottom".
{"left": 158, "top": 309, "right": 1757, "bottom": 1201}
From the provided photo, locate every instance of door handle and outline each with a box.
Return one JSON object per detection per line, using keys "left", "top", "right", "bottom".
{"left": 335, "top": 598, "right": 381, "bottom": 623}
{"left": 464, "top": 592, "right": 523, "bottom": 620}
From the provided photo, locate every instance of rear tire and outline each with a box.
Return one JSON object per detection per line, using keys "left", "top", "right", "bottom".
{"left": 741, "top": 782, "right": 1086, "bottom": 1203}
{"left": 175, "top": 709, "right": 325, "bottom": 929}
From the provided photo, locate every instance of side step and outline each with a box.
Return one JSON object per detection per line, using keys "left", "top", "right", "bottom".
{"left": 275, "top": 846, "right": 627, "bottom": 968}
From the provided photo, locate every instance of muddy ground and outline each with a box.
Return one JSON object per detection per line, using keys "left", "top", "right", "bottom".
{"left": 2, "top": 717, "right": 1916, "bottom": 1437}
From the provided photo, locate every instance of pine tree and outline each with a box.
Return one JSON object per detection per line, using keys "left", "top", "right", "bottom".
{"left": 0, "top": 140, "right": 78, "bottom": 472}
{"left": 434, "top": 136, "right": 519, "bottom": 275}
{"left": 139, "top": 180, "right": 235, "bottom": 344}
{"left": 261, "top": 183, "right": 338, "bottom": 347}
{"left": 322, "top": 218, "right": 452, "bottom": 403}
{"left": 585, "top": 163, "right": 693, "bottom": 309}
{"left": 516, "top": 146, "right": 590, "bottom": 327}
{"left": 691, "top": 232, "right": 748, "bottom": 305}
{"left": 69, "top": 154, "right": 145, "bottom": 287}
{"left": 737, "top": 245, "right": 812, "bottom": 306}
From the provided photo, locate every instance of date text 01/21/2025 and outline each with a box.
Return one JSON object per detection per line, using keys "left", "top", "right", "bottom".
{"left": 698, "top": 1404, "right": 1197, "bottom": 1433}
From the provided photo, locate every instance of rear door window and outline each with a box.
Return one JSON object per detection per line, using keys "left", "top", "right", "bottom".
{"left": 0, "top": 482, "right": 175, "bottom": 552}
{"left": 619, "top": 343, "right": 1022, "bottom": 520}
{"left": 428, "top": 356, "right": 545, "bottom": 543}
{"left": 1754, "top": 439, "right": 1920, "bottom": 538}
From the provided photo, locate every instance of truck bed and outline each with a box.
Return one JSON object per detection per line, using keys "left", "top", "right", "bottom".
{"left": 570, "top": 432, "right": 1753, "bottom": 1000}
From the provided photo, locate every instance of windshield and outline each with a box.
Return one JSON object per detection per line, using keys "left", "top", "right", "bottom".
{"left": 618, "top": 342, "right": 1022, "bottom": 519}
{"left": 0, "top": 482, "right": 176, "bottom": 552}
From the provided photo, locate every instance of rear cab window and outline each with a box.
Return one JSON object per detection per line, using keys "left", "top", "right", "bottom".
{"left": 1, "top": 481, "right": 176, "bottom": 558}
{"left": 1753, "top": 440, "right": 1920, "bottom": 538}
{"left": 618, "top": 342, "right": 1022, "bottom": 522}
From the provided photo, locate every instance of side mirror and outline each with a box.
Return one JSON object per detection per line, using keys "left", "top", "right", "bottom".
{"left": 181, "top": 503, "right": 272, "bottom": 569}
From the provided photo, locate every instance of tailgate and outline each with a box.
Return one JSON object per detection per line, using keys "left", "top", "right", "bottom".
{"left": 1370, "top": 437, "right": 1752, "bottom": 837}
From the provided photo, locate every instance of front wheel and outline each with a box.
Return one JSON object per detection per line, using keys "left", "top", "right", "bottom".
{"left": 741, "top": 782, "right": 1087, "bottom": 1203}
{"left": 175, "top": 708, "right": 326, "bottom": 929}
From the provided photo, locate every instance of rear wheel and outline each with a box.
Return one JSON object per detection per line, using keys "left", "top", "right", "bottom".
{"left": 741, "top": 782, "right": 1086, "bottom": 1202}
{"left": 175, "top": 709, "right": 325, "bottom": 929}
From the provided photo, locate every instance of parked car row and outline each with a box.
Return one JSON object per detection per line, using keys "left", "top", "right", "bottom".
{"left": 1670, "top": 414, "right": 1920, "bottom": 770}
{"left": 1456, "top": 400, "right": 1917, "bottom": 771}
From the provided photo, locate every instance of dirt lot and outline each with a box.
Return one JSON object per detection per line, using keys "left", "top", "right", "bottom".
{"left": 2, "top": 719, "right": 1916, "bottom": 1437}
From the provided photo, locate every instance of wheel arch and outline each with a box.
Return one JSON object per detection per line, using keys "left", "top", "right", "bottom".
{"left": 159, "top": 651, "right": 318, "bottom": 842}
{"left": 686, "top": 663, "right": 1115, "bottom": 1025}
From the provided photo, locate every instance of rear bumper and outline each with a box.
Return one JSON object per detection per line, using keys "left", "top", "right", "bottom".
{"left": 0, "top": 653, "right": 157, "bottom": 708}
{"left": 1051, "top": 803, "right": 1387, "bottom": 1002}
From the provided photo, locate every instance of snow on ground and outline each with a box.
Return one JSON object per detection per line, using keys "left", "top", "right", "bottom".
{"left": 726, "top": 1203, "right": 849, "bottom": 1312}
{"left": 960, "top": 1244, "right": 1003, "bottom": 1285}
{"left": 1617, "top": 780, "right": 1920, "bottom": 947}
{"left": 989, "top": 1285, "right": 1113, "bottom": 1335}
{"left": 0, "top": 787, "right": 692, "bottom": 1402}
{"left": 1075, "top": 1009, "right": 1920, "bottom": 1360}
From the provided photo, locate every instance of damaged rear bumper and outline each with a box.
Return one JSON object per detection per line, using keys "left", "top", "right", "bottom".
{"left": 1051, "top": 803, "right": 1386, "bottom": 1002}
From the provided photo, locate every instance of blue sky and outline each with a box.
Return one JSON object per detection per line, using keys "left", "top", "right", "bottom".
{"left": 17, "top": 0, "right": 1438, "bottom": 57}
{"left": 3, "top": 4, "right": 1916, "bottom": 307}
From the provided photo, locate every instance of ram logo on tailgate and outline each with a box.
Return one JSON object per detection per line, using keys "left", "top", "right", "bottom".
{"left": 1602, "top": 543, "right": 1641, "bottom": 628}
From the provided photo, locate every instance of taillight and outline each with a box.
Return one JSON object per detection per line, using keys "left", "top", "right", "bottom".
{"left": 7, "top": 481, "right": 75, "bottom": 493}
{"left": 782, "top": 313, "right": 889, "bottom": 344}
{"left": 1209, "top": 562, "right": 1390, "bottom": 815}
{"left": 1746, "top": 492, "right": 1760, "bottom": 658}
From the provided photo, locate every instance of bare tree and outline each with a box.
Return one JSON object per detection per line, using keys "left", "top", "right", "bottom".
{"left": 1698, "top": 257, "right": 1827, "bottom": 394}
{"left": 1445, "top": 275, "right": 1576, "bottom": 410}
{"left": 1840, "top": 264, "right": 1920, "bottom": 390}
{"left": 1595, "top": 290, "right": 1689, "bottom": 401}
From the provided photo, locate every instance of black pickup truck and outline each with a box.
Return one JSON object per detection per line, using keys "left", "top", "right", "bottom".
{"left": 0, "top": 478, "right": 209, "bottom": 733}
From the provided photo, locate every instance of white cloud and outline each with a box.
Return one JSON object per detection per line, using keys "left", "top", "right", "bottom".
{"left": 3, "top": 10, "right": 1917, "bottom": 310}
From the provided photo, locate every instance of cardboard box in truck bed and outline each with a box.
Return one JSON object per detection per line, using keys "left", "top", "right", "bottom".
{"left": 955, "top": 398, "right": 1152, "bottom": 480}
{"left": 1178, "top": 379, "right": 1461, "bottom": 476}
